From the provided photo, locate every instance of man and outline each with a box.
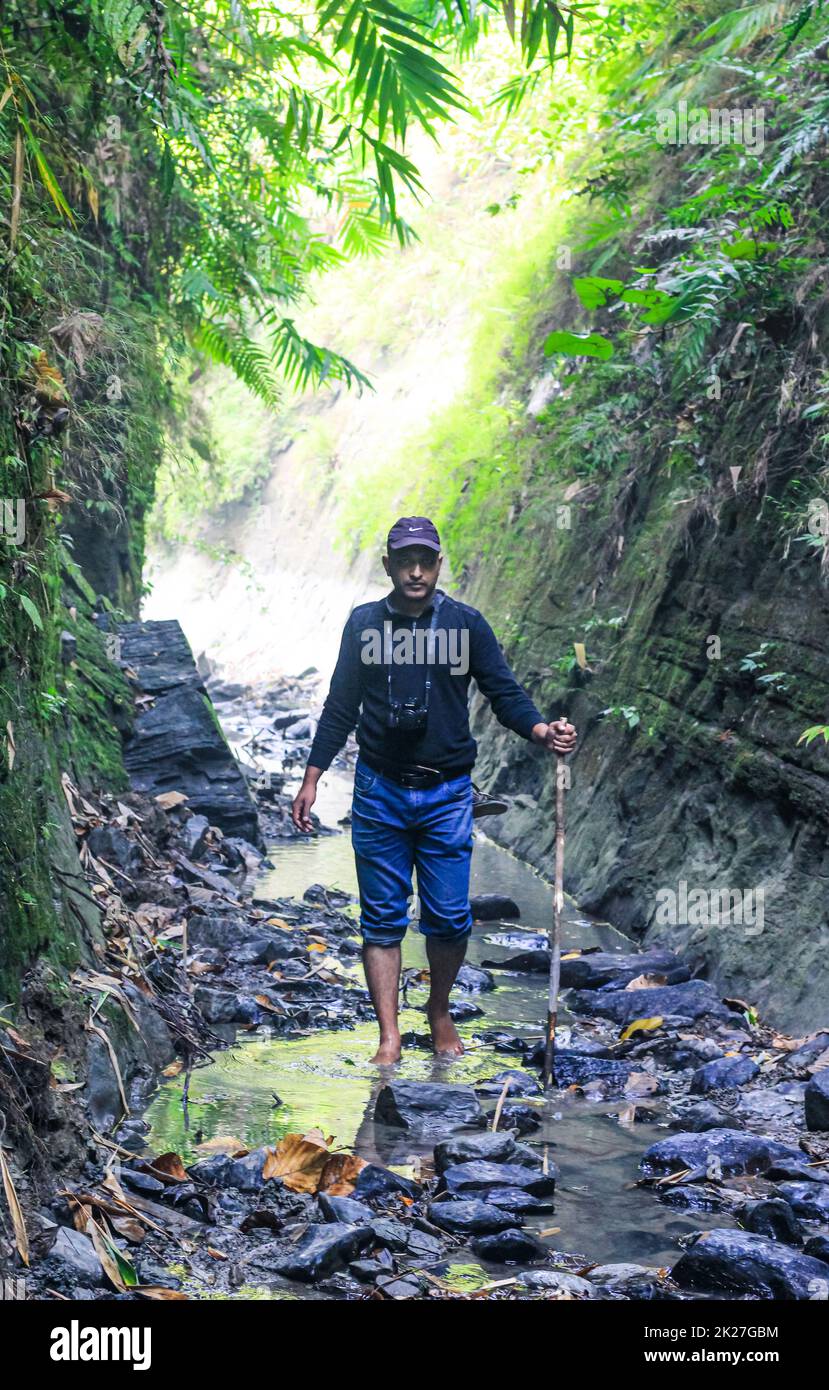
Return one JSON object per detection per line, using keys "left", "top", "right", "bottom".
{"left": 292, "top": 516, "right": 577, "bottom": 1063}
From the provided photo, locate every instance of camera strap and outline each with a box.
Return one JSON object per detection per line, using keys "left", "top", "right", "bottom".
{"left": 386, "top": 592, "right": 444, "bottom": 714}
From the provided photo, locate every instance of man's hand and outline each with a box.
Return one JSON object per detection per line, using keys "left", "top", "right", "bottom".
{"left": 291, "top": 769, "right": 321, "bottom": 832}
{"left": 532, "top": 717, "right": 578, "bottom": 755}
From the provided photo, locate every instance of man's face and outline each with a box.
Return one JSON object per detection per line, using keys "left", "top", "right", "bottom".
{"left": 383, "top": 545, "right": 442, "bottom": 605}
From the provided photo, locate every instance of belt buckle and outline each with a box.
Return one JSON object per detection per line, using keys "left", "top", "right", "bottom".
{"left": 400, "top": 770, "right": 427, "bottom": 789}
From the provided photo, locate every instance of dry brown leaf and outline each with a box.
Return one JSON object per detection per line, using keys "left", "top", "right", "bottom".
{"left": 161, "top": 1060, "right": 184, "bottom": 1077}
{"left": 144, "top": 1152, "right": 188, "bottom": 1183}
{"left": 109, "top": 1215, "right": 146, "bottom": 1243}
{"left": 624, "top": 973, "right": 667, "bottom": 991}
{"left": 86, "top": 1215, "right": 129, "bottom": 1291}
{"left": 195, "top": 1135, "right": 247, "bottom": 1156}
{"left": 0, "top": 1147, "right": 29, "bottom": 1266}
{"left": 624, "top": 1072, "right": 660, "bottom": 1098}
{"left": 617, "top": 1104, "right": 638, "bottom": 1126}
{"left": 154, "top": 791, "right": 188, "bottom": 809}
{"left": 206, "top": 1247, "right": 228, "bottom": 1261}
{"left": 262, "top": 1130, "right": 333, "bottom": 1194}
{"left": 318, "top": 1153, "right": 367, "bottom": 1196}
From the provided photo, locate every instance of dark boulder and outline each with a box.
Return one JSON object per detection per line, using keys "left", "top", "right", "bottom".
{"left": 669, "top": 1102, "right": 744, "bottom": 1133}
{"left": 119, "top": 618, "right": 259, "bottom": 842}
{"left": 265, "top": 1223, "right": 374, "bottom": 1281}
{"left": 318, "top": 1193, "right": 374, "bottom": 1225}
{"left": 475, "top": 1069, "right": 541, "bottom": 1098}
{"left": 689, "top": 1055, "right": 759, "bottom": 1094}
{"left": 568, "top": 979, "right": 735, "bottom": 1026}
{"left": 352, "top": 1164, "right": 422, "bottom": 1202}
{"left": 497, "top": 1101, "right": 541, "bottom": 1134}
{"left": 427, "top": 1200, "right": 516, "bottom": 1235}
{"left": 375, "top": 1081, "right": 484, "bottom": 1136}
{"left": 804, "top": 1236, "right": 829, "bottom": 1265}
{"left": 454, "top": 964, "right": 495, "bottom": 993}
{"left": 672, "top": 1228, "right": 829, "bottom": 1299}
{"left": 545, "top": 1052, "right": 634, "bottom": 1092}
{"left": 641, "top": 1129, "right": 804, "bottom": 1178}
{"left": 776, "top": 1182, "right": 829, "bottom": 1223}
{"left": 804, "top": 1070, "right": 829, "bottom": 1131}
{"left": 741, "top": 1198, "right": 804, "bottom": 1245}
{"left": 787, "top": 1033, "right": 829, "bottom": 1073}
{"left": 472, "top": 1228, "right": 547, "bottom": 1263}
{"left": 483, "top": 1187, "right": 556, "bottom": 1214}
{"left": 470, "top": 894, "right": 520, "bottom": 921}
{"left": 433, "top": 1131, "right": 523, "bottom": 1172}
{"left": 438, "top": 1161, "right": 556, "bottom": 1197}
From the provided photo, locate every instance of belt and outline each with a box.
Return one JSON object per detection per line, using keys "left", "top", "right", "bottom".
{"left": 360, "top": 753, "right": 465, "bottom": 790}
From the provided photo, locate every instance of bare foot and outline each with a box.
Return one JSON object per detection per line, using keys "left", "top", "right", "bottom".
{"left": 370, "top": 1034, "right": 401, "bottom": 1065}
{"left": 427, "top": 1004, "right": 464, "bottom": 1057}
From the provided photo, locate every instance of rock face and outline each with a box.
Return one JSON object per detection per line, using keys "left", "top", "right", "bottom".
{"left": 374, "top": 1081, "right": 485, "bottom": 1136}
{"left": 672, "top": 1229, "right": 829, "bottom": 1299}
{"left": 484, "top": 949, "right": 689, "bottom": 990}
{"left": 116, "top": 619, "right": 260, "bottom": 842}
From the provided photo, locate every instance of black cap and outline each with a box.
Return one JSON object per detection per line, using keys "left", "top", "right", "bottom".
{"left": 386, "top": 516, "right": 441, "bottom": 552}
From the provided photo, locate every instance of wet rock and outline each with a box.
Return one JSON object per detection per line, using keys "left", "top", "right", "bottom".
{"left": 690, "top": 1055, "right": 759, "bottom": 1094}
{"left": 805, "top": 1071, "right": 829, "bottom": 1131}
{"left": 193, "top": 988, "right": 264, "bottom": 1026}
{"left": 265, "top": 1223, "right": 374, "bottom": 1281}
{"left": 349, "top": 1256, "right": 393, "bottom": 1282}
{"left": 516, "top": 1269, "right": 595, "bottom": 1297}
{"left": 86, "top": 825, "right": 144, "bottom": 874}
{"left": 481, "top": 949, "right": 548, "bottom": 974}
{"left": 484, "top": 1188, "right": 556, "bottom": 1214}
{"left": 448, "top": 999, "right": 484, "bottom": 1022}
{"left": 379, "top": 1277, "right": 422, "bottom": 1298}
{"left": 224, "top": 1148, "right": 270, "bottom": 1190}
{"left": 303, "top": 883, "right": 354, "bottom": 908}
{"left": 46, "top": 1227, "right": 106, "bottom": 1286}
{"left": 741, "top": 1198, "right": 804, "bottom": 1245}
{"left": 318, "top": 1193, "right": 374, "bottom": 1224}
{"left": 427, "top": 1200, "right": 516, "bottom": 1235}
{"left": 669, "top": 1101, "right": 744, "bottom": 1133}
{"left": 804, "top": 1236, "right": 829, "bottom": 1265}
{"left": 352, "top": 1164, "right": 422, "bottom": 1202}
{"left": 375, "top": 1081, "right": 484, "bottom": 1136}
{"left": 672, "top": 1229, "right": 829, "bottom": 1299}
{"left": 227, "top": 935, "right": 301, "bottom": 966}
{"left": 433, "top": 1131, "right": 524, "bottom": 1172}
{"left": 640, "top": 1129, "right": 804, "bottom": 1178}
{"left": 546, "top": 1052, "right": 633, "bottom": 1092}
{"left": 455, "top": 964, "right": 495, "bottom": 993}
{"left": 568, "top": 979, "right": 735, "bottom": 1026}
{"left": 119, "top": 619, "right": 259, "bottom": 841}
{"left": 181, "top": 813, "right": 210, "bottom": 858}
{"left": 735, "top": 1088, "right": 797, "bottom": 1122}
{"left": 406, "top": 1228, "right": 445, "bottom": 1261}
{"left": 438, "top": 1161, "right": 556, "bottom": 1197}
{"left": 121, "top": 1168, "right": 166, "bottom": 1195}
{"left": 787, "top": 1033, "right": 829, "bottom": 1073}
{"left": 368, "top": 1218, "right": 410, "bottom": 1252}
{"left": 776, "top": 1182, "right": 829, "bottom": 1222}
{"left": 472, "top": 1228, "right": 547, "bottom": 1263}
{"left": 475, "top": 1069, "right": 541, "bottom": 1098}
{"left": 497, "top": 1101, "right": 541, "bottom": 1134}
{"left": 766, "top": 1160, "right": 829, "bottom": 1184}
{"left": 470, "top": 894, "right": 520, "bottom": 921}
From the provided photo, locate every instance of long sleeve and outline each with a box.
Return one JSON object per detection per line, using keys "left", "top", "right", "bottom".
{"left": 307, "top": 615, "right": 362, "bottom": 771}
{"left": 469, "top": 614, "right": 544, "bottom": 740}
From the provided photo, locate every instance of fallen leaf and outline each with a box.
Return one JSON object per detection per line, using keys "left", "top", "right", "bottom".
{"left": 87, "top": 1214, "right": 137, "bottom": 1290}
{"left": 154, "top": 791, "right": 188, "bottom": 809}
{"left": 136, "top": 1287, "right": 189, "bottom": 1300}
{"left": 318, "top": 1153, "right": 367, "bottom": 1196}
{"left": 617, "top": 1104, "right": 638, "bottom": 1126}
{"left": 619, "top": 1016, "right": 663, "bottom": 1042}
{"left": 139, "top": 1152, "right": 188, "bottom": 1184}
{"left": 262, "top": 1130, "right": 333, "bottom": 1194}
{"left": 0, "top": 1147, "right": 29, "bottom": 1265}
{"left": 109, "top": 1215, "right": 146, "bottom": 1243}
{"left": 161, "top": 1061, "right": 184, "bottom": 1077}
{"left": 625, "top": 973, "right": 667, "bottom": 990}
{"left": 624, "top": 1072, "right": 660, "bottom": 1097}
{"left": 195, "top": 1136, "right": 247, "bottom": 1155}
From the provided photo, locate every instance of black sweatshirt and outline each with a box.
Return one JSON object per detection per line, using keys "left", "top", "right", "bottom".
{"left": 307, "top": 590, "right": 545, "bottom": 774}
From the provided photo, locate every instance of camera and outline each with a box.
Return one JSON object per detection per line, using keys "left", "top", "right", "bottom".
{"left": 387, "top": 696, "right": 428, "bottom": 732}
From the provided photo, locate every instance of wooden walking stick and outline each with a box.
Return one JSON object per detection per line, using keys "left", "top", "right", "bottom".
{"left": 542, "top": 742, "right": 566, "bottom": 1091}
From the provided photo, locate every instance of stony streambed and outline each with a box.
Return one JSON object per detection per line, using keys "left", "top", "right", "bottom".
{"left": 127, "top": 770, "right": 829, "bottom": 1301}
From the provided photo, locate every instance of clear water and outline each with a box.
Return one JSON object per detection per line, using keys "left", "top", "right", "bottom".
{"left": 146, "top": 770, "right": 716, "bottom": 1272}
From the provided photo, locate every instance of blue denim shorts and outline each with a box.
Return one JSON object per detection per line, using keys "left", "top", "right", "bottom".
{"left": 350, "top": 758, "right": 474, "bottom": 947}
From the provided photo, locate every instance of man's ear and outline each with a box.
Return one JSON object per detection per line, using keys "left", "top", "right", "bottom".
{"left": 382, "top": 553, "right": 391, "bottom": 577}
